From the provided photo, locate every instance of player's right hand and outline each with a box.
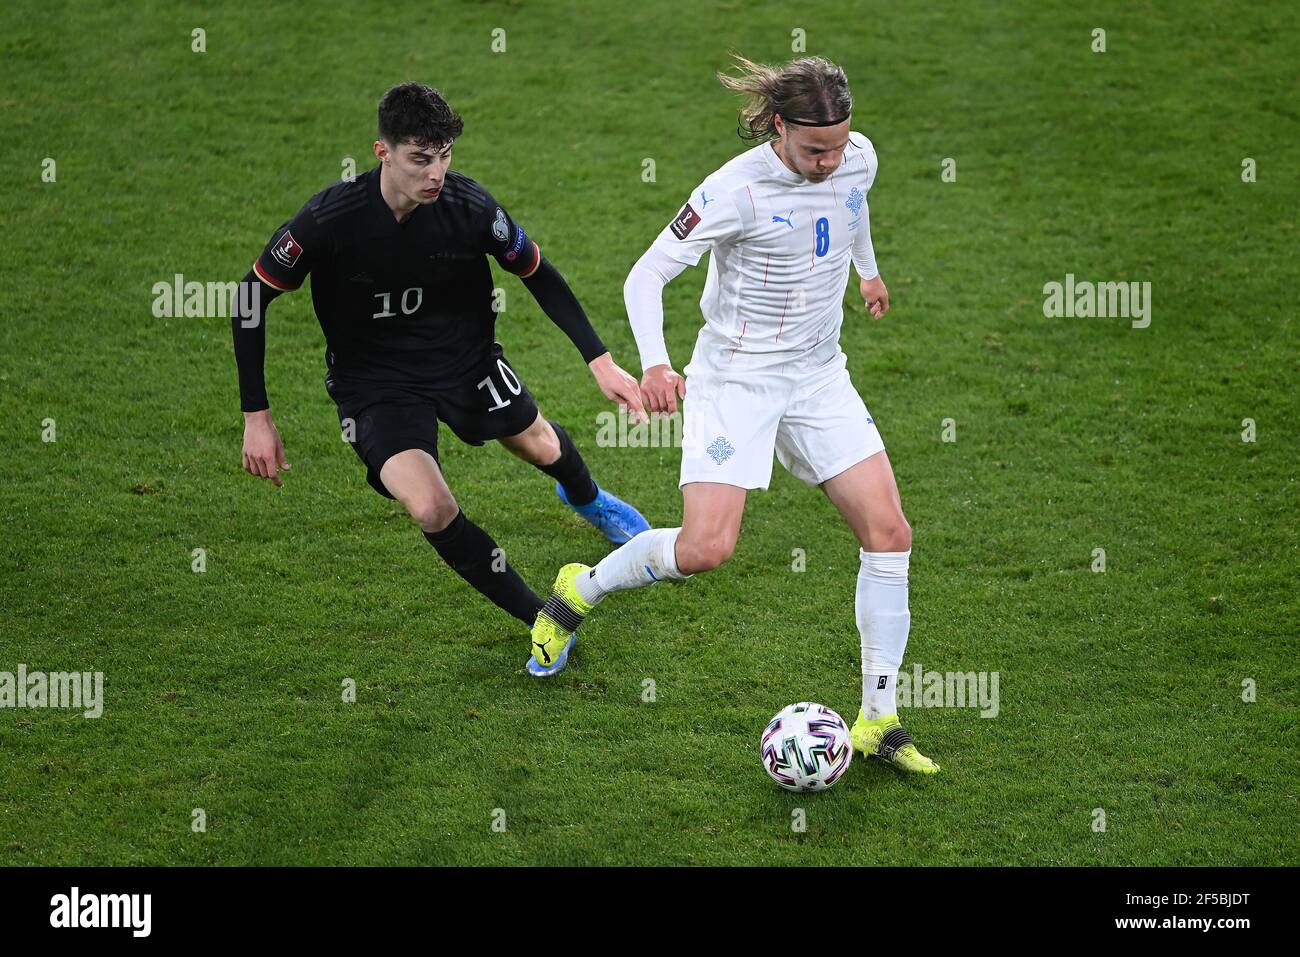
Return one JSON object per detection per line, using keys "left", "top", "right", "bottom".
{"left": 589, "top": 352, "right": 649, "bottom": 424}
{"left": 640, "top": 364, "right": 687, "bottom": 415}
{"left": 242, "top": 409, "right": 291, "bottom": 487}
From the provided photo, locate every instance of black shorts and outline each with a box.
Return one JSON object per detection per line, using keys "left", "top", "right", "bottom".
{"left": 326, "top": 343, "right": 539, "bottom": 499}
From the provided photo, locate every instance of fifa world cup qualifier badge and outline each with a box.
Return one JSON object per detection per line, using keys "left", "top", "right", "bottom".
{"left": 670, "top": 202, "right": 701, "bottom": 239}
{"left": 271, "top": 231, "right": 303, "bottom": 268}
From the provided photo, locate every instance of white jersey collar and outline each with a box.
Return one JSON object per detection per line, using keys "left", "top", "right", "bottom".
{"left": 761, "top": 140, "right": 807, "bottom": 186}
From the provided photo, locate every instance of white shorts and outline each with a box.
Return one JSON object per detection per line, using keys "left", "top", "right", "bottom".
{"left": 679, "top": 353, "right": 885, "bottom": 490}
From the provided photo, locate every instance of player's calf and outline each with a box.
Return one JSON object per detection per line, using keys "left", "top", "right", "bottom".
{"left": 379, "top": 449, "right": 544, "bottom": 627}
{"left": 502, "top": 417, "right": 597, "bottom": 504}
{"left": 498, "top": 414, "right": 562, "bottom": 469}
{"left": 512, "top": 417, "right": 651, "bottom": 544}
{"left": 424, "top": 511, "right": 544, "bottom": 627}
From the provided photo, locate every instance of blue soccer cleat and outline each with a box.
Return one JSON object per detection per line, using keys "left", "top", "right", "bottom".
{"left": 556, "top": 483, "right": 650, "bottom": 545}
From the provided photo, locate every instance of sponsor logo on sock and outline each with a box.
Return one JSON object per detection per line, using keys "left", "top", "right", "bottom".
{"left": 876, "top": 676, "right": 888, "bottom": 690}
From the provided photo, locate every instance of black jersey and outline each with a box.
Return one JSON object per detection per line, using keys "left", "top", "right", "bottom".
{"left": 251, "top": 167, "right": 542, "bottom": 394}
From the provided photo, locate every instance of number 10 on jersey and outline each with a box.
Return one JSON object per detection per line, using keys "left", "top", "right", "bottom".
{"left": 477, "top": 358, "right": 522, "bottom": 411}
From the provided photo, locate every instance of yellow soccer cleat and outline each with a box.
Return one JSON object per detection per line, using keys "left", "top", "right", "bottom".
{"left": 851, "top": 711, "right": 941, "bottom": 775}
{"left": 526, "top": 563, "right": 595, "bottom": 677}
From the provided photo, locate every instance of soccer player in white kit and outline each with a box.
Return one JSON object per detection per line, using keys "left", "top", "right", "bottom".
{"left": 529, "top": 55, "right": 938, "bottom": 774}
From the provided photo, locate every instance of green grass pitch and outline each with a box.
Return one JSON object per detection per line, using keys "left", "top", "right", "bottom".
{"left": 1, "top": 0, "right": 1296, "bottom": 865}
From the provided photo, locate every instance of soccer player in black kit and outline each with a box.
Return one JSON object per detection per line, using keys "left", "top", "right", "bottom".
{"left": 232, "top": 82, "right": 649, "bottom": 676}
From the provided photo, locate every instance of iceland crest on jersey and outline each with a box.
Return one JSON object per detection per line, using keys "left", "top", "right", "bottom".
{"left": 846, "top": 185, "right": 865, "bottom": 231}
{"left": 707, "top": 436, "right": 735, "bottom": 464}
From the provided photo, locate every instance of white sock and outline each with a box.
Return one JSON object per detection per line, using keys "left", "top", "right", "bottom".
{"left": 857, "top": 549, "right": 911, "bottom": 718}
{"left": 574, "top": 527, "right": 689, "bottom": 605}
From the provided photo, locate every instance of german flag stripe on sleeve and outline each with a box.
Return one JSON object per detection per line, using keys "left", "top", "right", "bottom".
{"left": 252, "top": 260, "right": 299, "bottom": 292}
{"left": 519, "top": 242, "right": 542, "bottom": 279}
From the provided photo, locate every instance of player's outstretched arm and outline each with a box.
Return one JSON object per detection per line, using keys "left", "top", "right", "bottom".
{"left": 586, "top": 353, "right": 647, "bottom": 424}
{"left": 624, "top": 246, "right": 689, "bottom": 414}
{"left": 852, "top": 203, "right": 888, "bottom": 320}
{"left": 232, "top": 272, "right": 291, "bottom": 487}
{"left": 520, "top": 257, "right": 646, "bottom": 422}
{"left": 234, "top": 205, "right": 317, "bottom": 488}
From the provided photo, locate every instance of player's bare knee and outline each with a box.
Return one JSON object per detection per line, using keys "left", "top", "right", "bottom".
{"left": 680, "top": 534, "right": 736, "bottom": 573}
{"left": 893, "top": 514, "right": 913, "bottom": 551}
{"left": 868, "top": 513, "right": 911, "bottom": 552}
{"left": 408, "top": 495, "right": 459, "bottom": 533}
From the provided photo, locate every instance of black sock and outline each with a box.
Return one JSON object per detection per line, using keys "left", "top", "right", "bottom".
{"left": 423, "top": 511, "right": 544, "bottom": 626}
{"left": 538, "top": 420, "right": 598, "bottom": 506}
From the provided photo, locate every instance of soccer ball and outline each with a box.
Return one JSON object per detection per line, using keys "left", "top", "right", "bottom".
{"left": 761, "top": 702, "right": 854, "bottom": 792}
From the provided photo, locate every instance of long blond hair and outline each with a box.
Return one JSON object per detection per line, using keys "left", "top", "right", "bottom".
{"left": 717, "top": 54, "right": 853, "bottom": 141}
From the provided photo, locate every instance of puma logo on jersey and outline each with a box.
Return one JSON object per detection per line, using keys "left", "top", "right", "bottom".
{"left": 772, "top": 211, "right": 795, "bottom": 229}
{"left": 699, "top": 190, "right": 713, "bottom": 208}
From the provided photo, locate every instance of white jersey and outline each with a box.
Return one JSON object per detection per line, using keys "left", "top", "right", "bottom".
{"left": 651, "top": 132, "right": 879, "bottom": 372}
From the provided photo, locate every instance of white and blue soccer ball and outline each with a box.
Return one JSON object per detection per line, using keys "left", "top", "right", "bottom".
{"left": 761, "top": 702, "right": 853, "bottom": 792}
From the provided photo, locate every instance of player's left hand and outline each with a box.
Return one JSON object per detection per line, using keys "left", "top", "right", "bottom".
{"left": 860, "top": 275, "right": 890, "bottom": 319}
{"left": 589, "top": 352, "right": 648, "bottom": 424}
